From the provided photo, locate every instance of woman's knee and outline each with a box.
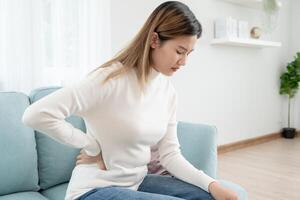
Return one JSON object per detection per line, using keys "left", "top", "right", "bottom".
{"left": 139, "top": 175, "right": 214, "bottom": 200}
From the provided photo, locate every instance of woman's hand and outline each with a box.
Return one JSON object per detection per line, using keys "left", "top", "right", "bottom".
{"left": 209, "top": 181, "right": 238, "bottom": 200}
{"left": 76, "top": 149, "right": 107, "bottom": 170}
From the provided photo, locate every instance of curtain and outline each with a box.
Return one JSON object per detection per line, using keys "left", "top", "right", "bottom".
{"left": 0, "top": 0, "right": 111, "bottom": 94}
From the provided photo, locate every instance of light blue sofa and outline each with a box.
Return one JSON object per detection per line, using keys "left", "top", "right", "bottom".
{"left": 0, "top": 87, "right": 247, "bottom": 200}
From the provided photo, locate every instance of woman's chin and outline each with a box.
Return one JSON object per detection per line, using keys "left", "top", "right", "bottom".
{"left": 162, "top": 72, "right": 174, "bottom": 76}
{"left": 160, "top": 69, "right": 175, "bottom": 76}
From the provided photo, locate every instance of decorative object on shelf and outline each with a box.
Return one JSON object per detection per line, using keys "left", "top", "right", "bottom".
{"left": 214, "top": 17, "right": 238, "bottom": 39}
{"left": 238, "top": 20, "right": 249, "bottom": 39}
{"left": 263, "top": 0, "right": 281, "bottom": 14}
{"left": 262, "top": 0, "right": 282, "bottom": 33}
{"left": 279, "top": 52, "right": 300, "bottom": 139}
{"left": 250, "top": 27, "right": 262, "bottom": 39}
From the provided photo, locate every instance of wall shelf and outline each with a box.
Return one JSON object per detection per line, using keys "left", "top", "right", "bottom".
{"left": 211, "top": 38, "right": 281, "bottom": 48}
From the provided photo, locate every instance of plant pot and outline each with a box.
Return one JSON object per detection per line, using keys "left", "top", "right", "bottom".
{"left": 281, "top": 128, "right": 297, "bottom": 139}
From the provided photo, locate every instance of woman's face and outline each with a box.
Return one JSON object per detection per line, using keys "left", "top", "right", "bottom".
{"left": 150, "top": 33, "right": 197, "bottom": 76}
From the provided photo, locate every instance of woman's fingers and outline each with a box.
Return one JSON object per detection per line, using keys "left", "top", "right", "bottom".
{"left": 76, "top": 150, "right": 106, "bottom": 170}
{"left": 76, "top": 159, "right": 94, "bottom": 165}
{"left": 76, "top": 160, "right": 81, "bottom": 165}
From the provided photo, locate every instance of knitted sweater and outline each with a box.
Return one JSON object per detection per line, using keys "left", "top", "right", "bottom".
{"left": 23, "top": 62, "right": 215, "bottom": 200}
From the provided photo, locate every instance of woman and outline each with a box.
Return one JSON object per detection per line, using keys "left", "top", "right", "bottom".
{"left": 23, "top": 1, "right": 238, "bottom": 200}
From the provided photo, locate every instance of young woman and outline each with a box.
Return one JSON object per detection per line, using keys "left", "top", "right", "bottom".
{"left": 23, "top": 1, "right": 238, "bottom": 200}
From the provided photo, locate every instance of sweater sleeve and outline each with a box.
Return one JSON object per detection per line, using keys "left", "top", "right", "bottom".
{"left": 157, "top": 91, "right": 216, "bottom": 192}
{"left": 22, "top": 68, "right": 112, "bottom": 156}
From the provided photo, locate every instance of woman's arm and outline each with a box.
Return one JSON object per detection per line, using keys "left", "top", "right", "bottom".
{"left": 22, "top": 69, "right": 112, "bottom": 156}
{"left": 157, "top": 91, "right": 238, "bottom": 200}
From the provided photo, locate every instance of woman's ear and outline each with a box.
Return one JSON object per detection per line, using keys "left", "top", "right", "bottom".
{"left": 150, "top": 32, "right": 160, "bottom": 49}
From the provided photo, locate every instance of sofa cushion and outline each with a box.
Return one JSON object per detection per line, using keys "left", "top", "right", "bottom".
{"left": 0, "top": 191, "right": 48, "bottom": 200}
{"left": 41, "top": 183, "right": 68, "bottom": 200}
{"left": 29, "top": 87, "right": 86, "bottom": 189}
{"left": 0, "top": 92, "right": 39, "bottom": 195}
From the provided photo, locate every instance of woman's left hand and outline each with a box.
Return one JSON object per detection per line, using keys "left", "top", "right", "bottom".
{"left": 208, "top": 181, "right": 238, "bottom": 200}
{"left": 76, "top": 149, "right": 107, "bottom": 170}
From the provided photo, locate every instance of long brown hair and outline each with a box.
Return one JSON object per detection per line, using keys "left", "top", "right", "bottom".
{"left": 91, "top": 1, "right": 202, "bottom": 91}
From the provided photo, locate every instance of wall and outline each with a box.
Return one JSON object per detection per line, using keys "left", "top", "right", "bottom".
{"left": 289, "top": 0, "right": 300, "bottom": 130}
{"left": 110, "top": 0, "right": 293, "bottom": 145}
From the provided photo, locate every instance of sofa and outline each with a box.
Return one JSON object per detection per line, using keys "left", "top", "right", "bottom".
{"left": 0, "top": 87, "right": 247, "bottom": 200}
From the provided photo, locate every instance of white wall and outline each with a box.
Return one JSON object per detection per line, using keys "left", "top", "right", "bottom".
{"left": 110, "top": 0, "right": 294, "bottom": 145}
{"left": 289, "top": 0, "right": 300, "bottom": 130}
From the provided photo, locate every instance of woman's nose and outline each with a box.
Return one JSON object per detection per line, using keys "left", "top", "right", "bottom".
{"left": 178, "top": 55, "right": 187, "bottom": 66}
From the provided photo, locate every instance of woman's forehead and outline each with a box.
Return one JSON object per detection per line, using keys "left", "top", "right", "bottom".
{"left": 168, "top": 35, "right": 197, "bottom": 49}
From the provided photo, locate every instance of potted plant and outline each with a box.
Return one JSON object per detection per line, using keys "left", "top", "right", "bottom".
{"left": 279, "top": 52, "right": 300, "bottom": 138}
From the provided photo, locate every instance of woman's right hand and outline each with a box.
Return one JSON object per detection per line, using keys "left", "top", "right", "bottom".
{"left": 209, "top": 181, "right": 238, "bottom": 200}
{"left": 76, "top": 149, "right": 107, "bottom": 170}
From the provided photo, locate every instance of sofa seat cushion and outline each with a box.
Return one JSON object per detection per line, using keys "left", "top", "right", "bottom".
{"left": 29, "top": 87, "right": 86, "bottom": 189}
{"left": 40, "top": 183, "right": 68, "bottom": 200}
{"left": 219, "top": 180, "right": 248, "bottom": 200}
{"left": 0, "top": 191, "right": 48, "bottom": 200}
{"left": 0, "top": 92, "right": 39, "bottom": 195}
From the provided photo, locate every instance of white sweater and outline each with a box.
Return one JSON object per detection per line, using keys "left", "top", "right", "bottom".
{"left": 23, "top": 62, "right": 215, "bottom": 200}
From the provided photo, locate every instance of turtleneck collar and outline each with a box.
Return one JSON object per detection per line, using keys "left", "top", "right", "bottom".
{"left": 148, "top": 67, "right": 161, "bottom": 82}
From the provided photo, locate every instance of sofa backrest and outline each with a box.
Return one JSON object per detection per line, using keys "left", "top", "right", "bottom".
{"left": 177, "top": 121, "right": 218, "bottom": 178}
{"left": 29, "top": 87, "right": 86, "bottom": 190}
{"left": 0, "top": 92, "right": 40, "bottom": 195}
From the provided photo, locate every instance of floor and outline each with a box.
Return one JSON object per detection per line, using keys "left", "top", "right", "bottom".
{"left": 218, "top": 136, "right": 300, "bottom": 200}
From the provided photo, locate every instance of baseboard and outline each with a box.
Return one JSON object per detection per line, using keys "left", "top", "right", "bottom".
{"left": 217, "top": 132, "right": 281, "bottom": 154}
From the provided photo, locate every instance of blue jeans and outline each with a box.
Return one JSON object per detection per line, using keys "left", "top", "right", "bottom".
{"left": 75, "top": 174, "right": 214, "bottom": 200}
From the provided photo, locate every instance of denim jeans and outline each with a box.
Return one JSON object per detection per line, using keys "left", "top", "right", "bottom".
{"left": 75, "top": 174, "right": 214, "bottom": 200}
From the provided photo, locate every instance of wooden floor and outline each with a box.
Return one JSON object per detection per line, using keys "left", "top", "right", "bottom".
{"left": 218, "top": 136, "right": 300, "bottom": 200}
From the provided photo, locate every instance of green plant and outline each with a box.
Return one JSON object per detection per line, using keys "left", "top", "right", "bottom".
{"left": 279, "top": 52, "right": 300, "bottom": 128}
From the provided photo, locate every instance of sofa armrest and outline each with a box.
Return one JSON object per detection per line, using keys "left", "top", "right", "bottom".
{"left": 177, "top": 121, "right": 218, "bottom": 179}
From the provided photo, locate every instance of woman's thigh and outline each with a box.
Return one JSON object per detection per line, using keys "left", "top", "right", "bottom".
{"left": 76, "top": 186, "right": 184, "bottom": 200}
{"left": 138, "top": 174, "right": 214, "bottom": 200}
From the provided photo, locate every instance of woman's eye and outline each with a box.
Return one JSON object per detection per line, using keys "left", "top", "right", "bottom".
{"left": 176, "top": 50, "right": 184, "bottom": 55}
